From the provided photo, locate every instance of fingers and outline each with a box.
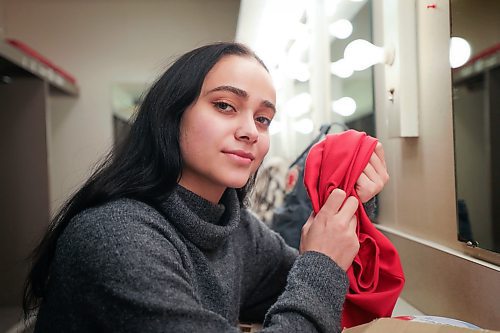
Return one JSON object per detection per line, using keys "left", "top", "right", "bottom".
{"left": 355, "top": 171, "right": 378, "bottom": 203}
{"left": 319, "top": 188, "right": 347, "bottom": 217}
{"left": 355, "top": 142, "right": 390, "bottom": 203}
{"left": 301, "top": 212, "right": 314, "bottom": 236}
{"left": 348, "top": 215, "right": 358, "bottom": 234}
{"left": 336, "top": 196, "right": 359, "bottom": 221}
{"left": 369, "top": 151, "right": 388, "bottom": 181}
{"left": 374, "top": 142, "right": 387, "bottom": 168}
{"left": 356, "top": 171, "right": 372, "bottom": 189}
{"left": 299, "top": 190, "right": 359, "bottom": 271}
{"left": 299, "top": 213, "right": 315, "bottom": 254}
{"left": 362, "top": 162, "right": 379, "bottom": 183}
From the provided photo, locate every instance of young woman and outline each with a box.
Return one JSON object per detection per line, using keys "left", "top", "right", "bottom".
{"left": 23, "top": 42, "right": 388, "bottom": 332}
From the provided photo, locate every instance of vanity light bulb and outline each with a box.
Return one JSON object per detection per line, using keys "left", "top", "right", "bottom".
{"left": 329, "top": 19, "right": 353, "bottom": 40}
{"left": 344, "top": 39, "right": 386, "bottom": 71}
{"left": 269, "top": 120, "right": 283, "bottom": 135}
{"left": 325, "top": 0, "right": 340, "bottom": 17}
{"left": 330, "top": 58, "right": 354, "bottom": 78}
{"left": 332, "top": 97, "right": 357, "bottom": 116}
{"left": 282, "top": 60, "right": 310, "bottom": 82}
{"left": 292, "top": 118, "right": 314, "bottom": 134}
{"left": 450, "top": 37, "right": 471, "bottom": 68}
{"left": 285, "top": 92, "right": 312, "bottom": 118}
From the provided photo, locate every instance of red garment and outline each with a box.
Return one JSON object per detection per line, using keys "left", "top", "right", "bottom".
{"left": 303, "top": 130, "right": 405, "bottom": 328}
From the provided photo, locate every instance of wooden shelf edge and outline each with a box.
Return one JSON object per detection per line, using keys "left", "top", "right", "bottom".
{"left": 0, "top": 40, "right": 79, "bottom": 97}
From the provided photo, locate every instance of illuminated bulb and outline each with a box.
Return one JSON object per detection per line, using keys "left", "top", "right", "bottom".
{"left": 326, "top": 0, "right": 340, "bottom": 17}
{"left": 285, "top": 93, "right": 312, "bottom": 118}
{"left": 281, "top": 60, "right": 310, "bottom": 82}
{"left": 330, "top": 58, "right": 354, "bottom": 78}
{"left": 344, "top": 39, "right": 394, "bottom": 71}
{"left": 332, "top": 97, "right": 357, "bottom": 116}
{"left": 329, "top": 19, "right": 353, "bottom": 40}
{"left": 289, "top": 36, "right": 310, "bottom": 61}
{"left": 269, "top": 120, "right": 282, "bottom": 135}
{"left": 450, "top": 37, "right": 471, "bottom": 68}
{"left": 270, "top": 69, "right": 285, "bottom": 90}
{"left": 292, "top": 118, "right": 314, "bottom": 134}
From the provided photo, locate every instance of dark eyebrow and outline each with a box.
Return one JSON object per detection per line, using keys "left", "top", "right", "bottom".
{"left": 262, "top": 100, "right": 276, "bottom": 113}
{"left": 206, "top": 85, "right": 248, "bottom": 98}
{"left": 206, "top": 85, "right": 276, "bottom": 113}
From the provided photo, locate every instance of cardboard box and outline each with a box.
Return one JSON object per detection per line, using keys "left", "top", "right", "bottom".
{"left": 343, "top": 318, "right": 499, "bottom": 332}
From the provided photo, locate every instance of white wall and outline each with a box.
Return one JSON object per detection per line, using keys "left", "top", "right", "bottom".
{"left": 0, "top": 0, "right": 4, "bottom": 38}
{"left": 3, "top": 0, "right": 240, "bottom": 212}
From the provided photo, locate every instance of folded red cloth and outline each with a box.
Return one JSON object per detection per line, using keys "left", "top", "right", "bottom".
{"left": 6, "top": 38, "right": 77, "bottom": 84}
{"left": 304, "top": 129, "right": 405, "bottom": 328}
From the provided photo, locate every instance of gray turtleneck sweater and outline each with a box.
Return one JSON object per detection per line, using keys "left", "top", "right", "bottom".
{"left": 34, "top": 186, "right": 349, "bottom": 332}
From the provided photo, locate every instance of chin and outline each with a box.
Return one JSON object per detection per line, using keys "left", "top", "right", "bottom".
{"left": 223, "top": 175, "right": 251, "bottom": 189}
{"left": 227, "top": 180, "right": 249, "bottom": 189}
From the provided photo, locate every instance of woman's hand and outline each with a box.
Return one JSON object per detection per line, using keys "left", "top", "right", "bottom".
{"left": 355, "top": 142, "right": 389, "bottom": 203}
{"left": 299, "top": 189, "right": 359, "bottom": 271}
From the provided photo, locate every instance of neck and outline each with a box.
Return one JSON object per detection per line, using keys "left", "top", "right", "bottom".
{"left": 177, "top": 177, "right": 225, "bottom": 204}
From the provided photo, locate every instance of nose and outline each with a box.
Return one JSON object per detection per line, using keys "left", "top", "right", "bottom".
{"left": 235, "top": 114, "right": 258, "bottom": 144}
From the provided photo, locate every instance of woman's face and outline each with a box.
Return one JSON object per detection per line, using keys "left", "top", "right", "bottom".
{"left": 179, "top": 55, "right": 276, "bottom": 203}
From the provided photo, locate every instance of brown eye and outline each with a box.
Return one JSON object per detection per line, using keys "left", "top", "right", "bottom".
{"left": 213, "top": 102, "right": 235, "bottom": 112}
{"left": 256, "top": 116, "right": 272, "bottom": 127}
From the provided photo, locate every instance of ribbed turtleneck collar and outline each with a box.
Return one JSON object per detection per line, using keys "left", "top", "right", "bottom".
{"left": 160, "top": 185, "right": 241, "bottom": 250}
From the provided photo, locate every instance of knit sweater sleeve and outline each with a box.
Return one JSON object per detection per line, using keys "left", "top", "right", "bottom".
{"left": 35, "top": 200, "right": 243, "bottom": 333}
{"left": 239, "top": 210, "right": 349, "bottom": 333}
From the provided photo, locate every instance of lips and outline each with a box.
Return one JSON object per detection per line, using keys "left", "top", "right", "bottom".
{"left": 223, "top": 149, "right": 255, "bottom": 161}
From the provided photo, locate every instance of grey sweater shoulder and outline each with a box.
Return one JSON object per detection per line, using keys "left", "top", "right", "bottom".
{"left": 35, "top": 187, "right": 349, "bottom": 333}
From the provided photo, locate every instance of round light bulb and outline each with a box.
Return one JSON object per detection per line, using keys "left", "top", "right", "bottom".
{"left": 344, "top": 39, "right": 386, "bottom": 71}
{"left": 281, "top": 60, "right": 310, "bottom": 82}
{"left": 330, "top": 58, "right": 354, "bottom": 78}
{"left": 292, "top": 118, "right": 314, "bottom": 134}
{"left": 285, "top": 93, "right": 312, "bottom": 118}
{"left": 332, "top": 97, "right": 357, "bottom": 116}
{"left": 450, "top": 37, "right": 471, "bottom": 68}
{"left": 269, "top": 120, "right": 282, "bottom": 135}
{"left": 329, "top": 19, "right": 353, "bottom": 40}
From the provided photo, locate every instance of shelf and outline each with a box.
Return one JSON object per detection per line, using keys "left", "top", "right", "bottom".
{"left": 0, "top": 39, "right": 79, "bottom": 96}
{"left": 453, "top": 44, "right": 500, "bottom": 84}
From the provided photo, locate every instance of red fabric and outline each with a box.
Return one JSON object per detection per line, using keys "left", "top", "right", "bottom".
{"left": 303, "top": 130, "right": 405, "bottom": 328}
{"left": 6, "top": 38, "right": 77, "bottom": 84}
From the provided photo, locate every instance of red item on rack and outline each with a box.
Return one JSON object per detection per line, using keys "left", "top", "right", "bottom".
{"left": 303, "top": 129, "right": 405, "bottom": 328}
{"left": 6, "top": 38, "right": 77, "bottom": 84}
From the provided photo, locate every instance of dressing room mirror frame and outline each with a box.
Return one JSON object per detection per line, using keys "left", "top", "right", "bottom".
{"left": 450, "top": 0, "right": 500, "bottom": 266}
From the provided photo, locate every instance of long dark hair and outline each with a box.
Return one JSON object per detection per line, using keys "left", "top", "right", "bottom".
{"left": 22, "top": 42, "right": 268, "bottom": 317}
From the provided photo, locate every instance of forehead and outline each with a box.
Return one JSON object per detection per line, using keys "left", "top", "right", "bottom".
{"left": 202, "top": 55, "right": 276, "bottom": 101}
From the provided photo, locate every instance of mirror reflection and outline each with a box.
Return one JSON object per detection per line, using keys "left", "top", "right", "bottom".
{"left": 451, "top": 0, "right": 500, "bottom": 253}
{"left": 330, "top": 0, "right": 375, "bottom": 138}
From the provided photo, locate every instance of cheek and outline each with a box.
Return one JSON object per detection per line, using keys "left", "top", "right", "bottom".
{"left": 181, "top": 123, "right": 228, "bottom": 169}
{"left": 256, "top": 134, "right": 270, "bottom": 163}
{"left": 180, "top": 111, "right": 213, "bottom": 151}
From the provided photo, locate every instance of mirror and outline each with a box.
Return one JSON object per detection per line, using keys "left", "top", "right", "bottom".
{"left": 450, "top": 0, "right": 500, "bottom": 255}
{"left": 236, "top": 0, "right": 375, "bottom": 163}
{"left": 330, "top": 0, "right": 375, "bottom": 138}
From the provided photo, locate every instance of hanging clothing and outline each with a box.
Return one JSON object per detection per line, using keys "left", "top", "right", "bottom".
{"left": 270, "top": 152, "right": 313, "bottom": 249}
{"left": 251, "top": 157, "right": 288, "bottom": 226}
{"left": 303, "top": 129, "right": 405, "bottom": 328}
